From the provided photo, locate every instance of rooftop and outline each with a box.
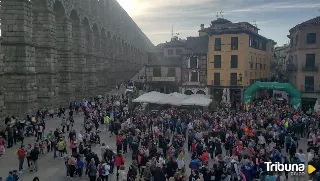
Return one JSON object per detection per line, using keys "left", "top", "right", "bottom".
{"left": 162, "top": 39, "right": 186, "bottom": 48}
{"left": 211, "top": 18, "right": 232, "bottom": 25}
{"left": 183, "top": 36, "right": 209, "bottom": 54}
{"left": 289, "top": 16, "right": 320, "bottom": 33}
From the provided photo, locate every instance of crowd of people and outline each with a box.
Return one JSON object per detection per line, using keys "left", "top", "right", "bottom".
{"left": 0, "top": 85, "right": 320, "bottom": 181}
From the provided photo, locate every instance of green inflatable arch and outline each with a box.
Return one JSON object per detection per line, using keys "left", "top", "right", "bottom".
{"left": 243, "top": 81, "right": 302, "bottom": 109}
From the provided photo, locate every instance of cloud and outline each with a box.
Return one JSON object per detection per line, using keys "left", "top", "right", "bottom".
{"left": 229, "top": 2, "right": 320, "bottom": 13}
{"left": 117, "top": 0, "right": 320, "bottom": 45}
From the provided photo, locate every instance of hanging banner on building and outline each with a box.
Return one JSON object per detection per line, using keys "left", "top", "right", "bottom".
{"left": 152, "top": 77, "right": 175, "bottom": 81}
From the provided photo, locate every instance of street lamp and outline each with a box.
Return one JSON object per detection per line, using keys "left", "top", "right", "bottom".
{"left": 238, "top": 73, "right": 243, "bottom": 102}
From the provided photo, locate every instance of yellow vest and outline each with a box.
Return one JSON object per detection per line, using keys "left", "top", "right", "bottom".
{"left": 104, "top": 116, "right": 110, "bottom": 124}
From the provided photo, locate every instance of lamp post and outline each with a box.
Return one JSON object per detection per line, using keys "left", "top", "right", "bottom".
{"left": 238, "top": 73, "right": 243, "bottom": 102}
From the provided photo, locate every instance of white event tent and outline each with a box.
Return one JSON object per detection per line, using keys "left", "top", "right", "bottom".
{"left": 157, "top": 92, "right": 189, "bottom": 106}
{"left": 180, "top": 95, "right": 212, "bottom": 107}
{"left": 132, "top": 91, "right": 165, "bottom": 104}
{"left": 133, "top": 91, "right": 212, "bottom": 107}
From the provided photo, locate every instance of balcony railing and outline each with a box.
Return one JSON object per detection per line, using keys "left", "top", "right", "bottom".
{"left": 300, "top": 85, "right": 315, "bottom": 92}
{"left": 286, "top": 64, "right": 297, "bottom": 72}
{"left": 212, "top": 80, "right": 223, "bottom": 86}
{"left": 229, "top": 80, "right": 240, "bottom": 86}
{"left": 301, "top": 66, "right": 318, "bottom": 72}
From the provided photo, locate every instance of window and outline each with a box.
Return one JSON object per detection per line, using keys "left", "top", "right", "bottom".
{"left": 262, "top": 42, "right": 266, "bottom": 51}
{"left": 264, "top": 64, "right": 266, "bottom": 70}
{"left": 255, "top": 63, "right": 258, "bottom": 69}
{"left": 168, "top": 49, "right": 173, "bottom": 55}
{"left": 307, "top": 33, "right": 316, "bottom": 44}
{"left": 190, "top": 72, "right": 199, "bottom": 82}
{"left": 176, "top": 49, "right": 182, "bottom": 55}
{"left": 305, "top": 76, "right": 314, "bottom": 92}
{"left": 214, "top": 55, "right": 221, "bottom": 68}
{"left": 250, "top": 63, "right": 253, "bottom": 69}
{"left": 230, "top": 73, "right": 238, "bottom": 85}
{"left": 153, "top": 67, "right": 161, "bottom": 77}
{"left": 230, "top": 55, "right": 238, "bottom": 68}
{"left": 215, "top": 38, "right": 221, "bottom": 51}
{"left": 259, "top": 64, "right": 262, "bottom": 70}
{"left": 249, "top": 37, "right": 253, "bottom": 47}
{"left": 213, "top": 73, "right": 220, "bottom": 85}
{"left": 189, "top": 56, "right": 197, "bottom": 68}
{"left": 167, "top": 68, "right": 176, "bottom": 77}
{"left": 306, "top": 54, "right": 315, "bottom": 67}
{"left": 231, "top": 37, "right": 238, "bottom": 50}
{"left": 295, "top": 35, "right": 298, "bottom": 47}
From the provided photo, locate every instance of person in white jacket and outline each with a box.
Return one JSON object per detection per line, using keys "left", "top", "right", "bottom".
{"left": 119, "top": 165, "right": 127, "bottom": 181}
{"left": 101, "top": 161, "right": 111, "bottom": 181}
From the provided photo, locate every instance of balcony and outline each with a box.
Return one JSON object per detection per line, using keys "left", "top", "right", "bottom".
{"left": 301, "top": 66, "right": 318, "bottom": 72}
{"left": 300, "top": 85, "right": 315, "bottom": 92}
{"left": 229, "top": 80, "right": 240, "bottom": 86}
{"left": 212, "top": 80, "right": 223, "bottom": 86}
{"left": 286, "top": 64, "right": 297, "bottom": 72}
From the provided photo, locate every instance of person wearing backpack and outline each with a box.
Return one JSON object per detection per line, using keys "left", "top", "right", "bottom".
{"left": 98, "top": 160, "right": 110, "bottom": 181}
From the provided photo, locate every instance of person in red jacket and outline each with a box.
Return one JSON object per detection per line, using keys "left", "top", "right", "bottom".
{"left": 17, "top": 145, "right": 25, "bottom": 173}
{"left": 200, "top": 150, "right": 209, "bottom": 164}
{"left": 115, "top": 152, "right": 125, "bottom": 179}
{"left": 116, "top": 135, "right": 123, "bottom": 153}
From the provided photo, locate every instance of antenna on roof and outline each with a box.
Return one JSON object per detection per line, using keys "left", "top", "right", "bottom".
{"left": 220, "top": 11, "right": 224, "bottom": 18}
{"left": 171, "top": 24, "right": 173, "bottom": 38}
{"left": 253, "top": 21, "right": 258, "bottom": 28}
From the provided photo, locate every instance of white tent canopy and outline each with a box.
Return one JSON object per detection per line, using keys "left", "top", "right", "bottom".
{"left": 132, "top": 91, "right": 166, "bottom": 103}
{"left": 157, "top": 92, "right": 188, "bottom": 106}
{"left": 180, "top": 95, "right": 212, "bottom": 107}
{"left": 133, "top": 91, "right": 212, "bottom": 106}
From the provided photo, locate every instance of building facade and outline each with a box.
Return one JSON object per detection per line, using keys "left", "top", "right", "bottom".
{"left": 199, "top": 18, "right": 275, "bottom": 102}
{"left": 181, "top": 36, "right": 209, "bottom": 95}
{"left": 272, "top": 45, "right": 290, "bottom": 79}
{"left": 163, "top": 36, "right": 186, "bottom": 57}
{"left": 145, "top": 57, "right": 182, "bottom": 93}
{"left": 287, "top": 16, "right": 320, "bottom": 109}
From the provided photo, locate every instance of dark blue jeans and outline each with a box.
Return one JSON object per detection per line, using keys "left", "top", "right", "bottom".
{"left": 18, "top": 158, "right": 24, "bottom": 171}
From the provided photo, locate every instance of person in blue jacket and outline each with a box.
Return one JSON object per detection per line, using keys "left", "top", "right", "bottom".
{"left": 241, "top": 160, "right": 257, "bottom": 181}
{"left": 5, "top": 171, "right": 13, "bottom": 181}
{"left": 189, "top": 158, "right": 200, "bottom": 172}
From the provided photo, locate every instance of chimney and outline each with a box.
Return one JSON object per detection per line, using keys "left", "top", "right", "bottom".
{"left": 200, "top": 24, "right": 204, "bottom": 30}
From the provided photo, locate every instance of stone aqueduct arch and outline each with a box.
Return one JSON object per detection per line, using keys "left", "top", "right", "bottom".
{"left": 0, "top": 0, "right": 153, "bottom": 124}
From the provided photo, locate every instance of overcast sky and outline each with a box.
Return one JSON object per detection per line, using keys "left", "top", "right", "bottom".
{"left": 117, "top": 0, "right": 320, "bottom": 46}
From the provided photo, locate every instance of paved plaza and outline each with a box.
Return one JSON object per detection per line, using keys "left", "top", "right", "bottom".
{"left": 0, "top": 87, "right": 311, "bottom": 181}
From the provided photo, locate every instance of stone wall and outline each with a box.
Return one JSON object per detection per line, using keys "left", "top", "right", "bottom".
{"left": 0, "top": 38, "right": 5, "bottom": 130}
{"left": 0, "top": 0, "right": 153, "bottom": 121}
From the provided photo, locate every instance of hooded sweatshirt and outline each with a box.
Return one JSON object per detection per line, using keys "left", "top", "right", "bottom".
{"left": 189, "top": 160, "right": 200, "bottom": 170}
